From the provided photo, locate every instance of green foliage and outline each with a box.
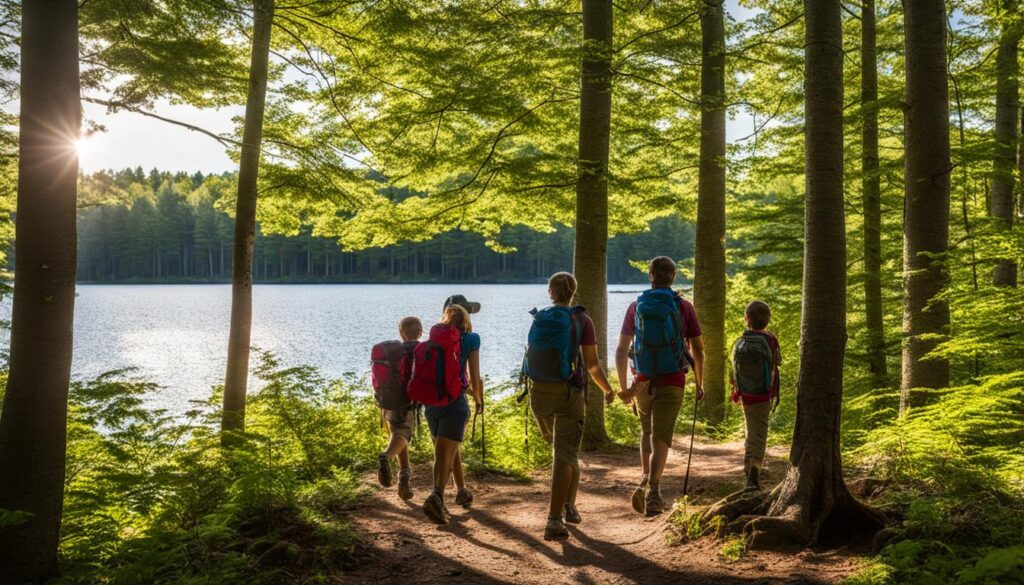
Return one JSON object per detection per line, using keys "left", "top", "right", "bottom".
{"left": 719, "top": 535, "right": 746, "bottom": 562}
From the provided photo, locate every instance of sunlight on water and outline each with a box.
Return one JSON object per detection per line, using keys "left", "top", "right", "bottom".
{"left": 1, "top": 284, "right": 661, "bottom": 414}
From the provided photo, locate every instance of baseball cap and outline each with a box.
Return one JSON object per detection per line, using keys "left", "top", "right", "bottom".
{"left": 443, "top": 294, "right": 481, "bottom": 314}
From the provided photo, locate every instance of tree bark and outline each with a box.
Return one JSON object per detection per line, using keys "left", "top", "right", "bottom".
{"left": 704, "top": 0, "right": 881, "bottom": 548}
{"left": 223, "top": 0, "right": 274, "bottom": 444}
{"left": 991, "top": 0, "right": 1020, "bottom": 287}
{"left": 575, "top": 0, "right": 613, "bottom": 450}
{"left": 861, "top": 0, "right": 887, "bottom": 387}
{"left": 695, "top": 0, "right": 727, "bottom": 424}
{"left": 901, "top": 0, "right": 951, "bottom": 412}
{"left": 0, "top": 0, "right": 80, "bottom": 581}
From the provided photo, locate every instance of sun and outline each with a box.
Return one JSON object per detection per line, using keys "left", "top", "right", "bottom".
{"left": 73, "top": 137, "right": 90, "bottom": 157}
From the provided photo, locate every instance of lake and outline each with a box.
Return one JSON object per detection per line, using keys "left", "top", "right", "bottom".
{"left": 0, "top": 284, "right": 659, "bottom": 413}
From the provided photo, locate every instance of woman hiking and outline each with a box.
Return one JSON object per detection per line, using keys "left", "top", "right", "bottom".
{"left": 418, "top": 299, "right": 484, "bottom": 524}
{"left": 522, "top": 272, "right": 615, "bottom": 540}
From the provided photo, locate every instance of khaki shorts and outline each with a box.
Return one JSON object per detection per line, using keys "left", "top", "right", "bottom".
{"left": 530, "top": 381, "right": 586, "bottom": 471}
{"left": 384, "top": 407, "right": 414, "bottom": 441}
{"left": 634, "top": 384, "right": 684, "bottom": 447}
{"left": 742, "top": 401, "right": 771, "bottom": 471}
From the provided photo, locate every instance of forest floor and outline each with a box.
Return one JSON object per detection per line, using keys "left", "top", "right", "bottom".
{"left": 343, "top": 437, "right": 870, "bottom": 584}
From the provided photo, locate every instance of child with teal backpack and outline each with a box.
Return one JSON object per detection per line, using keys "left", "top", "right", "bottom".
{"left": 730, "top": 300, "right": 782, "bottom": 491}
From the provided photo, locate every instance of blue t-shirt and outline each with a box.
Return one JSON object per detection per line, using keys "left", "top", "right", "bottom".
{"left": 460, "top": 332, "right": 481, "bottom": 387}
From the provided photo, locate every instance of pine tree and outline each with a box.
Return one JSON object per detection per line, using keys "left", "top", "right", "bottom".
{"left": 901, "top": 0, "right": 952, "bottom": 411}
{"left": 576, "top": 0, "right": 614, "bottom": 450}
{"left": 0, "top": 0, "right": 80, "bottom": 580}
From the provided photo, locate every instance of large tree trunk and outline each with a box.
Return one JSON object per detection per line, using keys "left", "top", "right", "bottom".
{"left": 0, "top": 1, "right": 80, "bottom": 581}
{"left": 575, "top": 0, "right": 613, "bottom": 450}
{"left": 694, "top": 0, "right": 727, "bottom": 425}
{"left": 991, "top": 0, "right": 1020, "bottom": 287}
{"left": 222, "top": 0, "right": 275, "bottom": 444}
{"left": 703, "top": 0, "right": 881, "bottom": 548}
{"left": 861, "top": 0, "right": 887, "bottom": 387}
{"left": 900, "top": 0, "right": 951, "bottom": 412}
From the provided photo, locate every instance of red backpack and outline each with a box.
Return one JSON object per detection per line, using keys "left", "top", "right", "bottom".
{"left": 370, "top": 340, "right": 415, "bottom": 411}
{"left": 407, "top": 324, "right": 463, "bottom": 407}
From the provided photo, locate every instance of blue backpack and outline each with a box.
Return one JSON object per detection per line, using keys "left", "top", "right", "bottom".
{"left": 632, "top": 288, "right": 693, "bottom": 377}
{"left": 524, "top": 305, "right": 585, "bottom": 384}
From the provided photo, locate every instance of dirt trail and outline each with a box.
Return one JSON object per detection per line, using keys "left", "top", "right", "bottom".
{"left": 344, "top": 438, "right": 866, "bottom": 584}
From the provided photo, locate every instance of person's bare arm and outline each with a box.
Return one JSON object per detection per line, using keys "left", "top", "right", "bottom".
{"left": 581, "top": 344, "right": 614, "bottom": 404}
{"left": 689, "top": 335, "right": 705, "bottom": 400}
{"left": 468, "top": 350, "right": 484, "bottom": 413}
{"left": 615, "top": 334, "right": 632, "bottom": 395}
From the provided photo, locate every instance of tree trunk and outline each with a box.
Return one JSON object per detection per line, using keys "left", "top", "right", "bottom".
{"left": 991, "top": 0, "right": 1020, "bottom": 287}
{"left": 575, "top": 0, "right": 613, "bottom": 451}
{"left": 694, "top": 0, "right": 727, "bottom": 425}
{"left": 0, "top": 0, "right": 80, "bottom": 581}
{"left": 861, "top": 0, "right": 887, "bottom": 387}
{"left": 704, "top": 0, "right": 882, "bottom": 548}
{"left": 901, "top": 0, "right": 951, "bottom": 412}
{"left": 222, "top": 0, "right": 274, "bottom": 444}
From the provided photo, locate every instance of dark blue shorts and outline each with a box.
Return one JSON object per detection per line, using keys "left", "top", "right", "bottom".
{"left": 425, "top": 393, "right": 470, "bottom": 442}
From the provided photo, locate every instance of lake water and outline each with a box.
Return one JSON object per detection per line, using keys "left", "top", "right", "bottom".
{"left": 0, "top": 284, "right": 654, "bottom": 413}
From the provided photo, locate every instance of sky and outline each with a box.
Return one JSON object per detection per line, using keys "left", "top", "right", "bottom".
{"left": 75, "top": 0, "right": 759, "bottom": 174}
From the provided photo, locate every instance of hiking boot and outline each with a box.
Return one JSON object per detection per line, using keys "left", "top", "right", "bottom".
{"left": 564, "top": 503, "right": 582, "bottom": 525}
{"left": 398, "top": 470, "right": 414, "bottom": 500}
{"left": 423, "top": 492, "right": 447, "bottom": 525}
{"left": 544, "top": 516, "right": 569, "bottom": 540}
{"left": 455, "top": 487, "right": 474, "bottom": 508}
{"left": 376, "top": 454, "right": 392, "bottom": 488}
{"left": 744, "top": 466, "right": 760, "bottom": 492}
{"left": 631, "top": 475, "right": 649, "bottom": 514}
{"left": 645, "top": 489, "right": 664, "bottom": 517}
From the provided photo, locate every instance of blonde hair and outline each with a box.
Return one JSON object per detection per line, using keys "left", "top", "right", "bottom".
{"left": 548, "top": 272, "right": 577, "bottom": 305}
{"left": 441, "top": 304, "right": 472, "bottom": 333}
{"left": 398, "top": 316, "right": 423, "bottom": 341}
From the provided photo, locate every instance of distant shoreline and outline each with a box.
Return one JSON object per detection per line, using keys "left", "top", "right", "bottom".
{"left": 72, "top": 280, "right": 691, "bottom": 291}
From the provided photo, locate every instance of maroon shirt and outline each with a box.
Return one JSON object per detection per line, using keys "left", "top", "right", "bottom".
{"left": 575, "top": 310, "right": 598, "bottom": 347}
{"left": 620, "top": 291, "right": 703, "bottom": 387}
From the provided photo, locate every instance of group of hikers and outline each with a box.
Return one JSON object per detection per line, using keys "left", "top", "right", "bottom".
{"left": 369, "top": 256, "right": 782, "bottom": 541}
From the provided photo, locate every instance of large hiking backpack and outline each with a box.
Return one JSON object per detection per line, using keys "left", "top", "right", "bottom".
{"left": 731, "top": 331, "right": 774, "bottom": 397}
{"left": 370, "top": 340, "right": 415, "bottom": 411}
{"left": 407, "top": 324, "right": 463, "bottom": 407}
{"left": 632, "top": 288, "right": 692, "bottom": 378}
{"left": 524, "top": 305, "right": 585, "bottom": 384}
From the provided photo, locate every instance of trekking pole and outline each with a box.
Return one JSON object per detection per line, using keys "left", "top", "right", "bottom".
{"left": 471, "top": 411, "right": 479, "bottom": 442}
{"left": 481, "top": 411, "right": 487, "bottom": 466}
{"left": 681, "top": 392, "right": 700, "bottom": 497}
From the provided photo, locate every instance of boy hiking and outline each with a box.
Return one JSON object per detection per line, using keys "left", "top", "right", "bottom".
{"left": 615, "top": 257, "right": 705, "bottom": 517}
{"left": 372, "top": 316, "right": 422, "bottom": 500}
{"left": 522, "top": 272, "right": 616, "bottom": 540}
{"left": 730, "top": 300, "right": 781, "bottom": 491}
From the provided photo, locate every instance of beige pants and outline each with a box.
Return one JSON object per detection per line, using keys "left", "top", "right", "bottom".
{"left": 530, "top": 381, "right": 586, "bottom": 471}
{"left": 634, "top": 384, "right": 684, "bottom": 447}
{"left": 742, "top": 401, "right": 771, "bottom": 471}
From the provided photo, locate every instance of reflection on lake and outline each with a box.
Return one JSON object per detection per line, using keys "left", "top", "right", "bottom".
{"left": 0, "top": 284, "right": 665, "bottom": 413}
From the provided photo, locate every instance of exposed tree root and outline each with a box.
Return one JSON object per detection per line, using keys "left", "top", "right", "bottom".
{"left": 700, "top": 471, "right": 886, "bottom": 551}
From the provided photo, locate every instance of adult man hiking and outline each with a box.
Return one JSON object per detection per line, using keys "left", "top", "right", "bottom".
{"left": 615, "top": 256, "right": 705, "bottom": 516}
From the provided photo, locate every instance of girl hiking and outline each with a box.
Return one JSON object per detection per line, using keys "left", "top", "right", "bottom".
{"left": 416, "top": 300, "right": 484, "bottom": 524}
{"left": 522, "top": 272, "right": 615, "bottom": 540}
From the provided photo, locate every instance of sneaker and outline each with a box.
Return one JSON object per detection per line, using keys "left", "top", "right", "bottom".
{"left": 744, "top": 466, "right": 760, "bottom": 492}
{"left": 645, "top": 489, "right": 664, "bottom": 517}
{"left": 398, "top": 470, "right": 414, "bottom": 500}
{"left": 377, "top": 454, "right": 392, "bottom": 488}
{"left": 544, "top": 516, "right": 569, "bottom": 540}
{"left": 455, "top": 487, "right": 474, "bottom": 508}
{"left": 564, "top": 503, "right": 582, "bottom": 524}
{"left": 423, "top": 492, "right": 447, "bottom": 525}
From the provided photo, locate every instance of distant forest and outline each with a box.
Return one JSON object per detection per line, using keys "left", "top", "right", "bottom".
{"left": 71, "top": 168, "right": 695, "bottom": 284}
